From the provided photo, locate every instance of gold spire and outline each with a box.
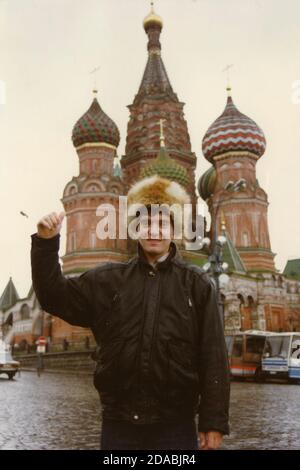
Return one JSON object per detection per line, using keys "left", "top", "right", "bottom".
{"left": 143, "top": 1, "right": 163, "bottom": 30}
{"left": 222, "top": 64, "right": 233, "bottom": 97}
{"left": 226, "top": 86, "right": 232, "bottom": 97}
{"left": 159, "top": 118, "right": 166, "bottom": 148}
{"left": 90, "top": 65, "right": 100, "bottom": 97}
{"left": 140, "top": 119, "right": 189, "bottom": 187}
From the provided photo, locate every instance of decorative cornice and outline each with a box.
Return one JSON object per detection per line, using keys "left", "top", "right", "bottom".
{"left": 212, "top": 198, "right": 268, "bottom": 208}
{"left": 213, "top": 151, "right": 260, "bottom": 162}
{"left": 76, "top": 142, "right": 117, "bottom": 151}
{"left": 149, "top": 48, "right": 161, "bottom": 56}
{"left": 61, "top": 192, "right": 121, "bottom": 204}
{"left": 122, "top": 149, "right": 196, "bottom": 164}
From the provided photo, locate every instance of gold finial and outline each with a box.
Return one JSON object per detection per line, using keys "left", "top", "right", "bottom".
{"left": 220, "top": 210, "right": 226, "bottom": 232}
{"left": 143, "top": 0, "right": 163, "bottom": 29}
{"left": 222, "top": 64, "right": 234, "bottom": 95}
{"left": 159, "top": 118, "right": 166, "bottom": 147}
{"left": 90, "top": 65, "right": 100, "bottom": 96}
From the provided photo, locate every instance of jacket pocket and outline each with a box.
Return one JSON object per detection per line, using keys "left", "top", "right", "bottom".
{"left": 166, "top": 340, "right": 200, "bottom": 398}
{"left": 94, "top": 292, "right": 122, "bottom": 339}
{"left": 93, "top": 337, "right": 125, "bottom": 394}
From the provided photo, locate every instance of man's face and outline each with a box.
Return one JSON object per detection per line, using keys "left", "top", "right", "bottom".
{"left": 138, "top": 212, "right": 174, "bottom": 256}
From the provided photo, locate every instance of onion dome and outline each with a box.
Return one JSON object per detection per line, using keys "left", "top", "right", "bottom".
{"left": 202, "top": 87, "right": 266, "bottom": 162}
{"left": 143, "top": 2, "right": 163, "bottom": 31}
{"left": 141, "top": 146, "right": 189, "bottom": 187}
{"left": 197, "top": 166, "right": 217, "bottom": 201}
{"left": 72, "top": 94, "right": 120, "bottom": 148}
{"left": 141, "top": 119, "right": 189, "bottom": 187}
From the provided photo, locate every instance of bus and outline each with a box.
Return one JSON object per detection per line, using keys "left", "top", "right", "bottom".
{"left": 262, "top": 332, "right": 300, "bottom": 383}
{"left": 225, "top": 330, "right": 274, "bottom": 382}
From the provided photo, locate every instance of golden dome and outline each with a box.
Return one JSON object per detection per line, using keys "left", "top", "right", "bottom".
{"left": 143, "top": 2, "right": 163, "bottom": 30}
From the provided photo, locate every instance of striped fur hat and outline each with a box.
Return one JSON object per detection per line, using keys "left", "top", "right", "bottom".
{"left": 127, "top": 175, "right": 191, "bottom": 234}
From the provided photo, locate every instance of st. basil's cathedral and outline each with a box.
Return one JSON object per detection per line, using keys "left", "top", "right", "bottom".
{"left": 1, "top": 4, "right": 300, "bottom": 350}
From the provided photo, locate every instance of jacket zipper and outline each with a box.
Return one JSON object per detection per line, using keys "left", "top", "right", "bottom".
{"left": 148, "top": 273, "right": 162, "bottom": 376}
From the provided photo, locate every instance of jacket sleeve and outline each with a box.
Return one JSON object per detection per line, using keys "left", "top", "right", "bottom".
{"left": 30, "top": 232, "right": 94, "bottom": 328}
{"left": 195, "top": 273, "right": 230, "bottom": 435}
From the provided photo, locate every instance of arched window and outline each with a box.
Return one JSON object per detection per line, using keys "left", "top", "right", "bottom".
{"left": 68, "top": 185, "right": 77, "bottom": 196}
{"left": 6, "top": 312, "right": 13, "bottom": 326}
{"left": 110, "top": 186, "right": 119, "bottom": 195}
{"left": 20, "top": 304, "right": 30, "bottom": 320}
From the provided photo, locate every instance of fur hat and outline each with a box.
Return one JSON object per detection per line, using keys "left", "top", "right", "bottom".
{"left": 127, "top": 175, "right": 191, "bottom": 237}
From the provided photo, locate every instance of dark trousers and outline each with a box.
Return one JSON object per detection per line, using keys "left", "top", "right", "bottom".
{"left": 100, "top": 418, "right": 199, "bottom": 450}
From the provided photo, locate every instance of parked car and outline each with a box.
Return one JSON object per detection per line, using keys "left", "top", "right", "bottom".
{"left": 0, "top": 339, "right": 20, "bottom": 380}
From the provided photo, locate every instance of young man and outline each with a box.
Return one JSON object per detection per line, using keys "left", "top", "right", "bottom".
{"left": 30, "top": 176, "right": 230, "bottom": 450}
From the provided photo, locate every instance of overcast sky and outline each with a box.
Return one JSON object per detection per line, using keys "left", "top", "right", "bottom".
{"left": 1, "top": 0, "right": 300, "bottom": 298}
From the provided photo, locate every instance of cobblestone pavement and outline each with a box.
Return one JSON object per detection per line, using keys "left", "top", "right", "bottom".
{"left": 0, "top": 371, "right": 100, "bottom": 450}
{"left": 0, "top": 372, "right": 299, "bottom": 450}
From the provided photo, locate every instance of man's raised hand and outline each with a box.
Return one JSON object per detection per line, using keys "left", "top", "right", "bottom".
{"left": 37, "top": 211, "right": 65, "bottom": 239}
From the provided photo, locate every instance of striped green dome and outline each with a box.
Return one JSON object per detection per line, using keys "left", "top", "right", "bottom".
{"left": 141, "top": 146, "right": 189, "bottom": 187}
{"left": 198, "top": 165, "right": 217, "bottom": 201}
{"left": 72, "top": 97, "right": 120, "bottom": 148}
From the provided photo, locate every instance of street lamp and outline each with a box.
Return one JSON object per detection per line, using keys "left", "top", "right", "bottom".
{"left": 199, "top": 215, "right": 230, "bottom": 328}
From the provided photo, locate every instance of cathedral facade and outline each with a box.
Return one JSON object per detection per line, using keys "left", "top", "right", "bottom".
{"left": 1, "top": 5, "right": 300, "bottom": 350}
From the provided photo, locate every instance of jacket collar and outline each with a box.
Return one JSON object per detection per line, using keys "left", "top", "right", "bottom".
{"left": 137, "top": 240, "right": 179, "bottom": 271}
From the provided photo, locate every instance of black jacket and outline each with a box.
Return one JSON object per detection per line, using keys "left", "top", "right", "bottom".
{"left": 30, "top": 233, "right": 230, "bottom": 435}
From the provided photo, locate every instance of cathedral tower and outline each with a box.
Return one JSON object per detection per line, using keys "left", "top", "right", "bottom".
{"left": 61, "top": 91, "right": 127, "bottom": 274}
{"left": 121, "top": 3, "right": 197, "bottom": 204}
{"left": 199, "top": 87, "right": 275, "bottom": 272}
